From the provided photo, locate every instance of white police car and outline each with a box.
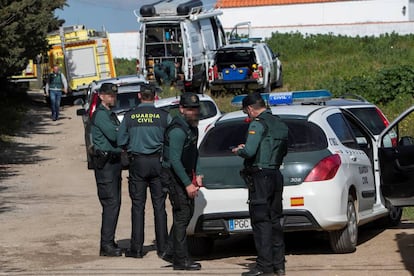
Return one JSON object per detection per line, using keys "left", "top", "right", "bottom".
{"left": 186, "top": 90, "right": 414, "bottom": 255}
{"left": 77, "top": 78, "right": 221, "bottom": 169}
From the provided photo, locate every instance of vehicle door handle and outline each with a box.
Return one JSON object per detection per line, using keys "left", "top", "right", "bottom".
{"left": 350, "top": 156, "right": 357, "bottom": 162}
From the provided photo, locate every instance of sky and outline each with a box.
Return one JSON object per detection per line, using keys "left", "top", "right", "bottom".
{"left": 55, "top": 0, "right": 218, "bottom": 33}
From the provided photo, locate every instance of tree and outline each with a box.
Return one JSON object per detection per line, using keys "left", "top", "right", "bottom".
{"left": 0, "top": 0, "right": 66, "bottom": 80}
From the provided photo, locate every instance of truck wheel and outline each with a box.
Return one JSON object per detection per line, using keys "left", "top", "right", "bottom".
{"left": 187, "top": 236, "right": 214, "bottom": 256}
{"left": 328, "top": 195, "right": 358, "bottom": 253}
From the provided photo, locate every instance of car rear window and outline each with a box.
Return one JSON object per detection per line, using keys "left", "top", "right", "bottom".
{"left": 199, "top": 118, "right": 327, "bottom": 157}
{"left": 345, "top": 107, "right": 386, "bottom": 135}
{"left": 115, "top": 92, "right": 141, "bottom": 111}
{"left": 161, "top": 101, "right": 217, "bottom": 120}
{"left": 216, "top": 49, "right": 255, "bottom": 63}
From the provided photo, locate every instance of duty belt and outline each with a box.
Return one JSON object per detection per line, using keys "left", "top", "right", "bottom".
{"left": 242, "top": 166, "right": 280, "bottom": 176}
{"left": 130, "top": 151, "right": 161, "bottom": 158}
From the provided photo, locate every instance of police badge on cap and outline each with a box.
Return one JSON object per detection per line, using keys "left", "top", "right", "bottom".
{"left": 180, "top": 92, "right": 200, "bottom": 108}
{"left": 99, "top": 83, "right": 118, "bottom": 94}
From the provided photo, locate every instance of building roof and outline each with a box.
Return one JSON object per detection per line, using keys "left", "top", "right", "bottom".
{"left": 216, "top": 0, "right": 340, "bottom": 8}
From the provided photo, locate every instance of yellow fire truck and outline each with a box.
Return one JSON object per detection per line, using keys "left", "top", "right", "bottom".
{"left": 12, "top": 25, "right": 116, "bottom": 98}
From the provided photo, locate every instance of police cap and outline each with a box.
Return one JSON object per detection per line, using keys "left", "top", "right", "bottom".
{"left": 242, "top": 92, "right": 264, "bottom": 109}
{"left": 99, "top": 83, "right": 118, "bottom": 94}
{"left": 180, "top": 92, "right": 200, "bottom": 108}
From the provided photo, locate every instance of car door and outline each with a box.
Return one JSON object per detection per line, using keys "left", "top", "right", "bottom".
{"left": 326, "top": 110, "right": 376, "bottom": 211}
{"left": 378, "top": 105, "right": 414, "bottom": 206}
{"left": 263, "top": 44, "right": 278, "bottom": 85}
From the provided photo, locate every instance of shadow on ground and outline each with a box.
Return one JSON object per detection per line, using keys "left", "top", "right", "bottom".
{"left": 0, "top": 90, "right": 64, "bottom": 213}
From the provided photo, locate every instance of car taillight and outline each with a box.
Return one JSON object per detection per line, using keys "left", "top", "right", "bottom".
{"left": 258, "top": 65, "right": 263, "bottom": 77}
{"left": 304, "top": 154, "right": 341, "bottom": 182}
{"left": 375, "top": 107, "right": 397, "bottom": 146}
{"left": 375, "top": 107, "right": 389, "bottom": 127}
{"left": 208, "top": 67, "right": 215, "bottom": 81}
{"left": 89, "top": 93, "right": 99, "bottom": 118}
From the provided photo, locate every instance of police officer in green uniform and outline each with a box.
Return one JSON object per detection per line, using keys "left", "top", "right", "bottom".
{"left": 117, "top": 87, "right": 171, "bottom": 258}
{"left": 232, "top": 92, "right": 288, "bottom": 276}
{"left": 159, "top": 92, "right": 203, "bottom": 271}
{"left": 91, "top": 83, "right": 123, "bottom": 257}
{"left": 46, "top": 64, "right": 67, "bottom": 121}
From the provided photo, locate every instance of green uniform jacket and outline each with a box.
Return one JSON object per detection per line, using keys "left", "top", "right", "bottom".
{"left": 117, "top": 103, "right": 171, "bottom": 154}
{"left": 91, "top": 104, "right": 121, "bottom": 153}
{"left": 237, "top": 110, "right": 288, "bottom": 169}
{"left": 162, "top": 115, "right": 201, "bottom": 187}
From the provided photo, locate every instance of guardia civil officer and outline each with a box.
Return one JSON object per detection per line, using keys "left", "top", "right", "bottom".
{"left": 232, "top": 92, "right": 288, "bottom": 276}
{"left": 117, "top": 87, "right": 171, "bottom": 258}
{"left": 46, "top": 64, "right": 67, "bottom": 121}
{"left": 160, "top": 92, "right": 203, "bottom": 271}
{"left": 91, "top": 83, "right": 123, "bottom": 257}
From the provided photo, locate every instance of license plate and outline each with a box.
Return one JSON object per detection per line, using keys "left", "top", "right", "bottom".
{"left": 229, "top": 218, "right": 252, "bottom": 231}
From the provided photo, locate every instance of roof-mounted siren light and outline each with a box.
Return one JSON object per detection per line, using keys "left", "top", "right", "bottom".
{"left": 140, "top": 4, "right": 156, "bottom": 17}
{"left": 231, "top": 90, "right": 332, "bottom": 107}
{"left": 177, "top": 0, "right": 203, "bottom": 15}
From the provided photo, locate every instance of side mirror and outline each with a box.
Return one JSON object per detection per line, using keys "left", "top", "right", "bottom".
{"left": 76, "top": 108, "right": 86, "bottom": 116}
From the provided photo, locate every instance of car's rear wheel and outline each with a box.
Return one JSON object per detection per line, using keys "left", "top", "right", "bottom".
{"left": 187, "top": 236, "right": 214, "bottom": 256}
{"left": 328, "top": 195, "right": 358, "bottom": 253}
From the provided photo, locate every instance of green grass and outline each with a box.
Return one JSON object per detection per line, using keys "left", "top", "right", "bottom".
{"left": 402, "top": 207, "right": 414, "bottom": 221}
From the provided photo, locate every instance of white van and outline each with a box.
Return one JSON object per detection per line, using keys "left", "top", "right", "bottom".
{"left": 134, "top": 0, "right": 227, "bottom": 93}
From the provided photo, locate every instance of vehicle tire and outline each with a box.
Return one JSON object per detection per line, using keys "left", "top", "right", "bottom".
{"left": 276, "top": 68, "right": 283, "bottom": 88}
{"left": 387, "top": 206, "right": 403, "bottom": 226}
{"left": 187, "top": 236, "right": 214, "bottom": 256}
{"left": 264, "top": 76, "right": 271, "bottom": 93}
{"left": 376, "top": 205, "right": 402, "bottom": 228}
{"left": 328, "top": 195, "right": 358, "bottom": 253}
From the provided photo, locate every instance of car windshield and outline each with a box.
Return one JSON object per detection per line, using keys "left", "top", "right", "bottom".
{"left": 199, "top": 117, "right": 327, "bottom": 157}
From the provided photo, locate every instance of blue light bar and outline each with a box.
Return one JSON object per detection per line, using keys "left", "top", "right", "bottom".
{"left": 231, "top": 90, "right": 332, "bottom": 107}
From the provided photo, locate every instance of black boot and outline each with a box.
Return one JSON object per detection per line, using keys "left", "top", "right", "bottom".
{"left": 173, "top": 259, "right": 201, "bottom": 271}
{"left": 99, "top": 244, "right": 122, "bottom": 257}
{"left": 241, "top": 267, "right": 274, "bottom": 276}
{"left": 158, "top": 251, "right": 173, "bottom": 263}
{"left": 124, "top": 248, "right": 143, "bottom": 258}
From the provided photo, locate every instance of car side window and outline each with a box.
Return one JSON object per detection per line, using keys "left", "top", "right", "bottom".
{"left": 327, "top": 113, "right": 359, "bottom": 149}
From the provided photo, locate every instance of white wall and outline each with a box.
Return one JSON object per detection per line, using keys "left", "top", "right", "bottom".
{"left": 108, "top": 32, "right": 139, "bottom": 59}
{"left": 219, "top": 0, "right": 413, "bottom": 37}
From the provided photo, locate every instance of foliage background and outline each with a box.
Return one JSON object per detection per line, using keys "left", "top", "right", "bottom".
{"left": 0, "top": 0, "right": 66, "bottom": 81}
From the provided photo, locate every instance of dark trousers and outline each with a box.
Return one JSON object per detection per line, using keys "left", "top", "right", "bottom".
{"left": 249, "top": 168, "right": 285, "bottom": 273}
{"left": 94, "top": 160, "right": 122, "bottom": 247}
{"left": 129, "top": 155, "right": 168, "bottom": 254}
{"left": 161, "top": 168, "right": 194, "bottom": 262}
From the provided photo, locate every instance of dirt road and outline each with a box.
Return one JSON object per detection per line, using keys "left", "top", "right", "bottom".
{"left": 0, "top": 91, "right": 414, "bottom": 276}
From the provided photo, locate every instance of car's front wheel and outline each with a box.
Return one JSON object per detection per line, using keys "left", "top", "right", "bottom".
{"left": 328, "top": 195, "right": 358, "bottom": 253}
